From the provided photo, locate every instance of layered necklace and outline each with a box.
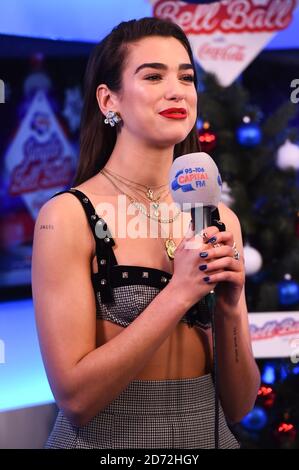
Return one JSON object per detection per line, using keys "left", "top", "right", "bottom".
{"left": 100, "top": 167, "right": 180, "bottom": 260}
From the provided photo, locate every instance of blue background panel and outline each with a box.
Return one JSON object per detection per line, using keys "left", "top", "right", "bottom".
{"left": 0, "top": 299, "right": 54, "bottom": 412}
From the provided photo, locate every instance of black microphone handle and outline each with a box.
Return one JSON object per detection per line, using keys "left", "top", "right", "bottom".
{"left": 190, "top": 205, "right": 219, "bottom": 448}
{"left": 190, "top": 206, "right": 212, "bottom": 234}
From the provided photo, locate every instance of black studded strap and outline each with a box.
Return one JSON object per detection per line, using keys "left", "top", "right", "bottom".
{"left": 51, "top": 188, "right": 117, "bottom": 303}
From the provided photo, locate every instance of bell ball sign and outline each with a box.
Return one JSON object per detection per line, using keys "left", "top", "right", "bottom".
{"left": 151, "top": 0, "right": 299, "bottom": 86}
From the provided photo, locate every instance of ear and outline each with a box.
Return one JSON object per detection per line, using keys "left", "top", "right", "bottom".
{"left": 96, "top": 84, "right": 119, "bottom": 117}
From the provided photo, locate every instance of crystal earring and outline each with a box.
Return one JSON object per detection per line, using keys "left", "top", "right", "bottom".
{"left": 104, "top": 110, "right": 122, "bottom": 127}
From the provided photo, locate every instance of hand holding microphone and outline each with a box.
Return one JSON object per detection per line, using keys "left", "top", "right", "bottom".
{"left": 168, "top": 152, "right": 244, "bottom": 312}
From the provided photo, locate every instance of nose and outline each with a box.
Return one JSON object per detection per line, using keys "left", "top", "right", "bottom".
{"left": 164, "top": 90, "right": 185, "bottom": 102}
{"left": 164, "top": 78, "right": 186, "bottom": 102}
{"left": 166, "top": 93, "right": 184, "bottom": 102}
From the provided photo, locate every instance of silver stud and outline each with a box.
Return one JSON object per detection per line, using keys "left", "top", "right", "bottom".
{"left": 100, "top": 259, "right": 106, "bottom": 265}
{"left": 83, "top": 197, "right": 89, "bottom": 203}
{"left": 142, "top": 271, "right": 149, "bottom": 278}
{"left": 122, "top": 272, "right": 129, "bottom": 278}
{"left": 161, "top": 276, "right": 168, "bottom": 283}
{"left": 100, "top": 278, "right": 107, "bottom": 285}
{"left": 91, "top": 214, "right": 97, "bottom": 220}
{"left": 104, "top": 237, "right": 110, "bottom": 243}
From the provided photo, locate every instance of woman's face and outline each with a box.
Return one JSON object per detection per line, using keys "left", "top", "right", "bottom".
{"left": 116, "top": 36, "right": 197, "bottom": 148}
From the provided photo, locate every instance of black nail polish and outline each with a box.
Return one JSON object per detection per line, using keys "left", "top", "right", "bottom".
{"left": 200, "top": 252, "right": 208, "bottom": 258}
{"left": 199, "top": 264, "right": 207, "bottom": 271}
{"left": 208, "top": 236, "right": 217, "bottom": 244}
{"left": 203, "top": 276, "right": 210, "bottom": 282}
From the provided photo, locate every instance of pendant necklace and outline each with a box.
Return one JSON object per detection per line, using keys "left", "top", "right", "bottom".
{"left": 100, "top": 169, "right": 180, "bottom": 260}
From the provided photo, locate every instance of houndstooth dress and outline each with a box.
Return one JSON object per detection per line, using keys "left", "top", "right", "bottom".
{"left": 44, "top": 188, "right": 240, "bottom": 449}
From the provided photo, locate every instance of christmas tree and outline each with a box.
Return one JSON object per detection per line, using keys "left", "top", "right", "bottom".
{"left": 233, "top": 359, "right": 299, "bottom": 449}
{"left": 197, "top": 72, "right": 299, "bottom": 313}
{"left": 196, "top": 69, "right": 299, "bottom": 448}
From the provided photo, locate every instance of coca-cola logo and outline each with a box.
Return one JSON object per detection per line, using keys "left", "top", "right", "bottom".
{"left": 197, "top": 43, "right": 245, "bottom": 61}
{"left": 153, "top": 0, "right": 296, "bottom": 34}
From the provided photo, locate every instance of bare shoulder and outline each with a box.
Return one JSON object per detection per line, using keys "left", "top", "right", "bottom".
{"left": 36, "top": 192, "right": 83, "bottom": 231}
{"left": 34, "top": 190, "right": 95, "bottom": 256}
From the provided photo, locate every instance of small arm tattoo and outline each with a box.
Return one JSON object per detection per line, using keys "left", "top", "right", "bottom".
{"left": 233, "top": 326, "right": 239, "bottom": 363}
{"left": 39, "top": 224, "right": 54, "bottom": 230}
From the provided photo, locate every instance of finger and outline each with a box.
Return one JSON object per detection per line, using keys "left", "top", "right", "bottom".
{"left": 199, "top": 256, "right": 242, "bottom": 273}
{"left": 185, "top": 225, "right": 220, "bottom": 250}
{"left": 199, "top": 226, "right": 220, "bottom": 242}
{"left": 205, "top": 230, "right": 234, "bottom": 247}
{"left": 203, "top": 271, "right": 244, "bottom": 284}
{"left": 199, "top": 244, "right": 234, "bottom": 260}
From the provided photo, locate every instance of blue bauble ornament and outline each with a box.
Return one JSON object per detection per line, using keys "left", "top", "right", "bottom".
{"left": 241, "top": 406, "right": 268, "bottom": 431}
{"left": 196, "top": 118, "right": 204, "bottom": 130}
{"left": 279, "top": 274, "right": 299, "bottom": 305}
{"left": 237, "top": 123, "right": 262, "bottom": 147}
{"left": 262, "top": 364, "right": 276, "bottom": 385}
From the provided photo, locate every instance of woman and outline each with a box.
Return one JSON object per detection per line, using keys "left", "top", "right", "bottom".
{"left": 32, "top": 17, "right": 260, "bottom": 449}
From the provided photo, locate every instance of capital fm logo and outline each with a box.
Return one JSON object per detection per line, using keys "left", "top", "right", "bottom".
{"left": 171, "top": 169, "right": 196, "bottom": 193}
{"left": 171, "top": 166, "right": 209, "bottom": 193}
{"left": 171, "top": 166, "right": 222, "bottom": 193}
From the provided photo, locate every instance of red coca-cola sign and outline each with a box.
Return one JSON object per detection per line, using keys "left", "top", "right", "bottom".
{"left": 151, "top": 0, "right": 298, "bottom": 86}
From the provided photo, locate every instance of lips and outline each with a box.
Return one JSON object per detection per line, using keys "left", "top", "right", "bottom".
{"left": 159, "top": 108, "right": 187, "bottom": 119}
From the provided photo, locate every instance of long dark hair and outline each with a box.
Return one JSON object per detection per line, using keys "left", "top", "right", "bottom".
{"left": 74, "top": 17, "right": 200, "bottom": 185}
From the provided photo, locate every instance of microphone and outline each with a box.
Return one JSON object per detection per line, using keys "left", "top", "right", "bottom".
{"left": 169, "top": 152, "right": 222, "bottom": 449}
{"left": 169, "top": 151, "right": 222, "bottom": 235}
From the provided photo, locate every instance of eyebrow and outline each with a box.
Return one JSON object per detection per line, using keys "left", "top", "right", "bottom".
{"left": 134, "top": 62, "right": 194, "bottom": 74}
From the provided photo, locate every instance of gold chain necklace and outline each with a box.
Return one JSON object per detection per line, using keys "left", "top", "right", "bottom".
{"left": 102, "top": 167, "right": 168, "bottom": 218}
{"left": 100, "top": 169, "right": 180, "bottom": 223}
{"left": 103, "top": 166, "right": 168, "bottom": 194}
{"left": 100, "top": 170, "right": 179, "bottom": 259}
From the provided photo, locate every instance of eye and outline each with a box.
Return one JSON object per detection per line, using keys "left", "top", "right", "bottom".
{"left": 144, "top": 74, "right": 162, "bottom": 81}
{"left": 181, "top": 75, "right": 195, "bottom": 82}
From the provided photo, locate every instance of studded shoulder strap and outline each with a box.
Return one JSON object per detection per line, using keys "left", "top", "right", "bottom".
{"left": 51, "top": 188, "right": 117, "bottom": 303}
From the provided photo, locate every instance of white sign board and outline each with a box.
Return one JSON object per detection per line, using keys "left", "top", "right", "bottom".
{"left": 152, "top": 0, "right": 298, "bottom": 86}
{"left": 249, "top": 311, "right": 299, "bottom": 359}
